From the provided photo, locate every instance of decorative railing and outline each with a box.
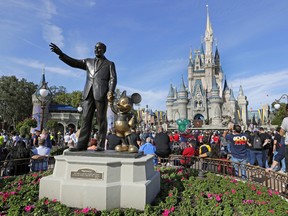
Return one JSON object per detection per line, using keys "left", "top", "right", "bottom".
{"left": 0, "top": 154, "right": 287, "bottom": 198}
{"left": 157, "top": 155, "right": 288, "bottom": 198}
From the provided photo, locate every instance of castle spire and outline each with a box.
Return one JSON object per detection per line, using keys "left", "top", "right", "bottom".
{"left": 205, "top": 5, "right": 213, "bottom": 37}
{"left": 239, "top": 85, "right": 244, "bottom": 96}
{"left": 204, "top": 4, "right": 214, "bottom": 65}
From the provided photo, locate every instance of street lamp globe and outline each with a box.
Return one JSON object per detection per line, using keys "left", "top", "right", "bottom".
{"left": 39, "top": 88, "right": 49, "bottom": 98}
{"left": 77, "top": 106, "right": 83, "bottom": 112}
{"left": 274, "top": 103, "right": 281, "bottom": 110}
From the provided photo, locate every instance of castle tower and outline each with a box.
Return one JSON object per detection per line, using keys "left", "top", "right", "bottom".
{"left": 229, "top": 89, "right": 237, "bottom": 122}
{"left": 166, "top": 83, "right": 175, "bottom": 121}
{"left": 209, "top": 75, "right": 222, "bottom": 125}
{"left": 237, "top": 85, "right": 248, "bottom": 126}
{"left": 177, "top": 76, "right": 188, "bottom": 119}
{"left": 187, "top": 49, "right": 194, "bottom": 94}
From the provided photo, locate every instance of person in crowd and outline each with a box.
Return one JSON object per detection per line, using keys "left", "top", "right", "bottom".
{"left": 129, "top": 128, "right": 141, "bottom": 148}
{"left": 168, "top": 131, "right": 174, "bottom": 143}
{"left": 139, "top": 137, "right": 157, "bottom": 165}
{"left": 272, "top": 126, "right": 286, "bottom": 173}
{"left": 64, "top": 132, "right": 71, "bottom": 146}
{"left": 67, "top": 140, "right": 75, "bottom": 149}
{"left": 2, "top": 140, "right": 31, "bottom": 176}
{"left": 180, "top": 141, "right": 196, "bottom": 166}
{"left": 258, "top": 127, "right": 272, "bottom": 168}
{"left": 87, "top": 138, "right": 98, "bottom": 150}
{"left": 31, "top": 138, "right": 51, "bottom": 172}
{"left": 11, "top": 131, "right": 20, "bottom": 146}
{"left": 32, "top": 130, "right": 41, "bottom": 147}
{"left": 247, "top": 130, "right": 263, "bottom": 167}
{"left": 106, "top": 127, "right": 122, "bottom": 150}
{"left": 40, "top": 129, "right": 52, "bottom": 149}
{"left": 173, "top": 131, "right": 180, "bottom": 143}
{"left": 267, "top": 104, "right": 288, "bottom": 173}
{"left": 0, "top": 134, "right": 4, "bottom": 146}
{"left": 226, "top": 124, "right": 248, "bottom": 179}
{"left": 154, "top": 126, "right": 171, "bottom": 158}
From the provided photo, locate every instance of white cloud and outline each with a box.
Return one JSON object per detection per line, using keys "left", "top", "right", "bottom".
{"left": 42, "top": 24, "right": 64, "bottom": 47}
{"left": 7, "top": 57, "right": 80, "bottom": 78}
{"left": 230, "top": 69, "right": 288, "bottom": 110}
{"left": 117, "top": 84, "right": 167, "bottom": 111}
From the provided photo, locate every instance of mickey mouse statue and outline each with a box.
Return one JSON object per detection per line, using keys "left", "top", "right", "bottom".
{"left": 110, "top": 90, "right": 142, "bottom": 153}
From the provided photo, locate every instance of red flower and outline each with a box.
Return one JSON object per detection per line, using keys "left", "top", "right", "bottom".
{"left": 168, "top": 193, "right": 173, "bottom": 197}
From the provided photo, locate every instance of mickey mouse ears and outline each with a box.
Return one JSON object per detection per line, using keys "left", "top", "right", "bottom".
{"left": 131, "top": 93, "right": 142, "bottom": 104}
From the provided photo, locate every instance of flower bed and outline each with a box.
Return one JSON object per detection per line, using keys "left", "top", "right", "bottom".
{"left": 0, "top": 167, "right": 287, "bottom": 215}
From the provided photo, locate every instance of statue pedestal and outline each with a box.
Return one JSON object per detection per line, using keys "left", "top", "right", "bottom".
{"left": 39, "top": 150, "right": 160, "bottom": 210}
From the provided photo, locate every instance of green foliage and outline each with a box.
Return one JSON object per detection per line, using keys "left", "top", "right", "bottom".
{"left": 271, "top": 102, "right": 287, "bottom": 126}
{"left": 0, "top": 167, "right": 287, "bottom": 215}
{"left": 70, "top": 91, "right": 82, "bottom": 108}
{"left": 16, "top": 118, "right": 37, "bottom": 134}
{"left": 19, "top": 125, "right": 30, "bottom": 137}
{"left": 0, "top": 76, "right": 37, "bottom": 129}
{"left": 46, "top": 120, "right": 58, "bottom": 131}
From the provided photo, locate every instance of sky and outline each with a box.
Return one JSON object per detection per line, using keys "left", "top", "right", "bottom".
{"left": 0, "top": 0, "right": 288, "bottom": 112}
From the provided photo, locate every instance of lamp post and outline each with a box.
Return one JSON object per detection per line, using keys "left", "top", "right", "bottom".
{"left": 274, "top": 94, "right": 288, "bottom": 110}
{"left": 36, "top": 71, "right": 51, "bottom": 132}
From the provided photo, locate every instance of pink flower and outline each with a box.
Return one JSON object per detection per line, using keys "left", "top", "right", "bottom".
{"left": 268, "top": 209, "right": 275, "bottom": 214}
{"left": 168, "top": 193, "right": 173, "bottom": 197}
{"left": 10, "top": 191, "right": 16, "bottom": 195}
{"left": 17, "top": 186, "right": 21, "bottom": 191}
{"left": 18, "top": 180, "right": 23, "bottom": 185}
{"left": 32, "top": 173, "right": 38, "bottom": 177}
{"left": 24, "top": 205, "right": 35, "bottom": 212}
{"left": 52, "top": 199, "right": 57, "bottom": 202}
{"left": 215, "top": 195, "right": 221, "bottom": 202}
{"left": 44, "top": 200, "right": 49, "bottom": 205}
{"left": 207, "top": 193, "right": 213, "bottom": 199}
{"left": 181, "top": 177, "right": 185, "bottom": 180}
{"left": 231, "top": 189, "right": 236, "bottom": 194}
{"left": 170, "top": 206, "right": 175, "bottom": 212}
{"left": 274, "top": 191, "right": 280, "bottom": 195}
{"left": 162, "top": 209, "right": 170, "bottom": 216}
{"left": 256, "top": 190, "right": 262, "bottom": 195}
{"left": 81, "top": 208, "right": 90, "bottom": 213}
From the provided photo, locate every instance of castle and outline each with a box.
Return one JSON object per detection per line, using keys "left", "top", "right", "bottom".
{"left": 166, "top": 7, "right": 248, "bottom": 128}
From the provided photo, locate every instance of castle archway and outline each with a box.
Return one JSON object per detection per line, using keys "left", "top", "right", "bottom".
{"left": 194, "top": 114, "right": 204, "bottom": 120}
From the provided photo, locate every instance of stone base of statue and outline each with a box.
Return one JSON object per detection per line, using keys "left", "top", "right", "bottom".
{"left": 39, "top": 150, "right": 160, "bottom": 210}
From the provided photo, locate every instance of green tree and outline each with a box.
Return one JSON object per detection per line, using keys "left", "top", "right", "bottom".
{"left": 46, "top": 119, "right": 58, "bottom": 132}
{"left": 0, "top": 76, "right": 37, "bottom": 129}
{"left": 271, "top": 102, "right": 287, "bottom": 126}
{"left": 70, "top": 91, "right": 82, "bottom": 107}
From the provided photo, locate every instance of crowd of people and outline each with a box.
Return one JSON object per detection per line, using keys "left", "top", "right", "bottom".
{"left": 1, "top": 107, "right": 288, "bottom": 178}
{"left": 0, "top": 128, "right": 54, "bottom": 176}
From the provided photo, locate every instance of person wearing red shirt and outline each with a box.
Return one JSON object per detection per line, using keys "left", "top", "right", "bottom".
{"left": 173, "top": 131, "right": 180, "bottom": 142}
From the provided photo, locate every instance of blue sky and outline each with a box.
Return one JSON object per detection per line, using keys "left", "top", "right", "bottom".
{"left": 0, "top": 0, "right": 288, "bottom": 112}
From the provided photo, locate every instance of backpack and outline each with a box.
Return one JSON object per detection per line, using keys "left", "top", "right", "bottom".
{"left": 253, "top": 135, "right": 262, "bottom": 150}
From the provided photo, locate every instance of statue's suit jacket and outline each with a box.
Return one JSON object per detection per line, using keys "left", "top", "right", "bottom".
{"left": 59, "top": 53, "right": 117, "bottom": 101}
